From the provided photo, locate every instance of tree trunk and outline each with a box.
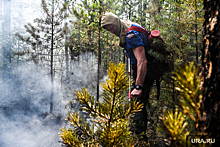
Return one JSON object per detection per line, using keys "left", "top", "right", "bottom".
{"left": 195, "top": 0, "right": 198, "bottom": 64}
{"left": 50, "top": 0, "right": 54, "bottom": 113}
{"left": 0, "top": 0, "right": 2, "bottom": 35}
{"left": 2, "top": 0, "right": 11, "bottom": 78}
{"left": 197, "top": 0, "right": 220, "bottom": 145}
{"left": 65, "top": 42, "right": 69, "bottom": 78}
{"left": 64, "top": 0, "right": 69, "bottom": 80}
{"left": 96, "top": 1, "right": 101, "bottom": 102}
{"left": 0, "top": 0, "right": 2, "bottom": 78}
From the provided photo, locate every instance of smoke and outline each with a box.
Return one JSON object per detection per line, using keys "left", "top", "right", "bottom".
{"left": 0, "top": 1, "right": 105, "bottom": 146}
{"left": 0, "top": 63, "right": 64, "bottom": 147}
{"left": 0, "top": 52, "right": 101, "bottom": 147}
{"left": 0, "top": 113, "right": 63, "bottom": 147}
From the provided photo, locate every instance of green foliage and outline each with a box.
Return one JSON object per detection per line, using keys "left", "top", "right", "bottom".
{"left": 15, "top": 0, "right": 70, "bottom": 51}
{"left": 160, "top": 62, "right": 203, "bottom": 146}
{"left": 172, "top": 62, "right": 202, "bottom": 121}
{"left": 68, "top": 0, "right": 124, "bottom": 68}
{"left": 161, "top": 108, "right": 190, "bottom": 147}
{"left": 149, "top": 0, "right": 204, "bottom": 64}
{"left": 59, "top": 62, "right": 143, "bottom": 146}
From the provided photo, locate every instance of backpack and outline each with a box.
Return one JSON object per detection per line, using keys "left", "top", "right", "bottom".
{"left": 126, "top": 26, "right": 173, "bottom": 99}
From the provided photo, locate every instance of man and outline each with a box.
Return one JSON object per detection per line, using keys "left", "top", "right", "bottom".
{"left": 101, "top": 12, "right": 156, "bottom": 141}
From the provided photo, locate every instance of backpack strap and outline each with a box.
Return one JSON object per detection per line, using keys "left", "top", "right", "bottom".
{"left": 127, "top": 26, "right": 162, "bottom": 43}
{"left": 127, "top": 26, "right": 148, "bottom": 35}
{"left": 126, "top": 26, "right": 154, "bottom": 43}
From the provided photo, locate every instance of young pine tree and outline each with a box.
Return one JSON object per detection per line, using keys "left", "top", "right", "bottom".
{"left": 161, "top": 62, "right": 201, "bottom": 147}
{"left": 59, "top": 62, "right": 143, "bottom": 147}
{"left": 15, "top": 0, "right": 70, "bottom": 113}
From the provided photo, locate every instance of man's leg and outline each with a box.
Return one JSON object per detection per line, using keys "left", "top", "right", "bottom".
{"left": 131, "top": 64, "right": 155, "bottom": 141}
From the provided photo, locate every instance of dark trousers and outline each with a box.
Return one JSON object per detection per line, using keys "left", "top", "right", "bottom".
{"left": 131, "top": 63, "right": 155, "bottom": 139}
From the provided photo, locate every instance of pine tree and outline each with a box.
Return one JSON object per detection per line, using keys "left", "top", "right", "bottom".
{"left": 59, "top": 62, "right": 143, "bottom": 147}
{"left": 149, "top": 0, "right": 203, "bottom": 64}
{"left": 69, "top": 0, "right": 124, "bottom": 101}
{"left": 173, "top": 62, "right": 201, "bottom": 122}
{"left": 161, "top": 108, "right": 190, "bottom": 147}
{"left": 15, "top": 0, "right": 70, "bottom": 113}
{"left": 160, "top": 62, "right": 200, "bottom": 147}
{"left": 197, "top": 0, "right": 220, "bottom": 145}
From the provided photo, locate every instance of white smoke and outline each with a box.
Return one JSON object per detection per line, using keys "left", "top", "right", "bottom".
{"left": 0, "top": 63, "right": 64, "bottom": 147}
{"left": 0, "top": 52, "right": 101, "bottom": 147}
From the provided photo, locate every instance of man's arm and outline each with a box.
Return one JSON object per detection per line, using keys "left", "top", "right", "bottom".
{"left": 131, "top": 46, "right": 147, "bottom": 98}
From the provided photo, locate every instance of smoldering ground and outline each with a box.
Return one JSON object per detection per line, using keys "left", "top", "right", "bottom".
{"left": 0, "top": 53, "right": 100, "bottom": 147}
{"left": 0, "top": 63, "right": 65, "bottom": 147}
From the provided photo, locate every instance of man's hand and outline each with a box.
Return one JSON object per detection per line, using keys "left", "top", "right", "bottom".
{"left": 131, "top": 89, "right": 142, "bottom": 98}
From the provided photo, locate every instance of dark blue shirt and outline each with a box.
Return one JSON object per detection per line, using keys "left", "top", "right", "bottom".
{"left": 124, "top": 23, "right": 150, "bottom": 64}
